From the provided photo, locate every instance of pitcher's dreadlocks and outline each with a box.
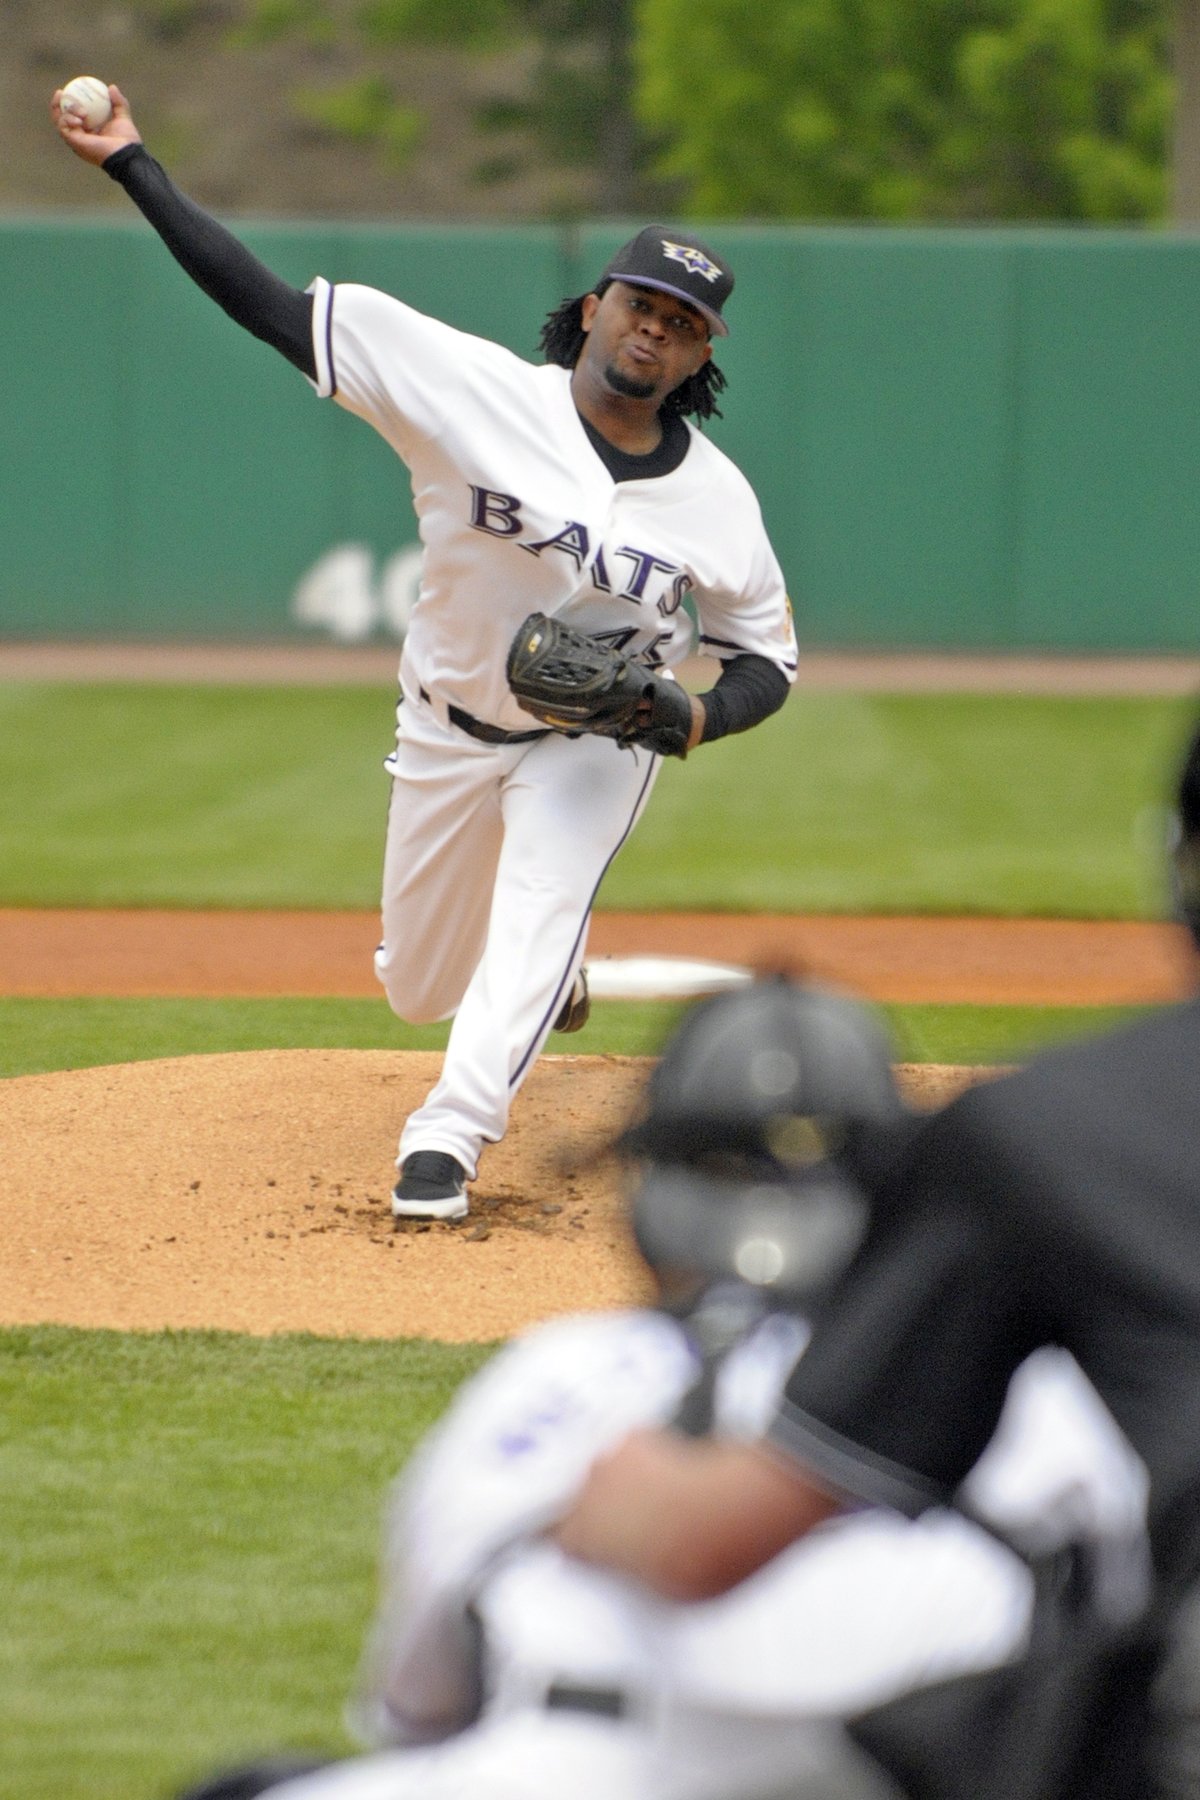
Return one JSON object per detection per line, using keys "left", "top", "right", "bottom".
{"left": 539, "top": 279, "right": 726, "bottom": 423}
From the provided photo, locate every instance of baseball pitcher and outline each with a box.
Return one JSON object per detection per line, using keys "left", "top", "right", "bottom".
{"left": 52, "top": 84, "right": 799, "bottom": 1223}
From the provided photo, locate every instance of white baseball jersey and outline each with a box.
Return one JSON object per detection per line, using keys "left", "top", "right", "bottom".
{"left": 307, "top": 280, "right": 798, "bottom": 729}
{"left": 245, "top": 1311, "right": 1146, "bottom": 1800}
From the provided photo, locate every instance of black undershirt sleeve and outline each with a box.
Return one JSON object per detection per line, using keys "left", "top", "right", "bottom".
{"left": 103, "top": 142, "right": 316, "bottom": 380}
{"left": 698, "top": 653, "right": 790, "bottom": 744}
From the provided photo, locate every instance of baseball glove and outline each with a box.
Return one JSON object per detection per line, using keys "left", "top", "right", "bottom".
{"left": 505, "top": 612, "right": 694, "bottom": 757}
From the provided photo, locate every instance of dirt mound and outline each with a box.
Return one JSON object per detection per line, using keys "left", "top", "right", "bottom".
{"left": 0, "top": 1049, "right": 988, "bottom": 1342}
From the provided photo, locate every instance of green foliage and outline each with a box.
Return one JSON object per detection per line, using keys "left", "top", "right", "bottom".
{"left": 290, "top": 76, "right": 425, "bottom": 162}
{"left": 126, "top": 0, "right": 223, "bottom": 42}
{"left": 234, "top": 0, "right": 650, "bottom": 209}
{"left": 230, "top": 0, "right": 340, "bottom": 45}
{"left": 356, "top": 0, "right": 635, "bottom": 45}
{"left": 358, "top": 0, "right": 515, "bottom": 48}
{"left": 635, "top": 0, "right": 1171, "bottom": 220}
{"left": 129, "top": 0, "right": 1175, "bottom": 219}
{"left": 0, "top": 1326, "right": 492, "bottom": 1800}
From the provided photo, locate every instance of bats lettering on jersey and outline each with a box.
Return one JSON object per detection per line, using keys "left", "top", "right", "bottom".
{"left": 469, "top": 484, "right": 691, "bottom": 617}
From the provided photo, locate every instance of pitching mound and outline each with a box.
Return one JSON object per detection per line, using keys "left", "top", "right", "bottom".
{"left": 1, "top": 1051, "right": 991, "bottom": 1342}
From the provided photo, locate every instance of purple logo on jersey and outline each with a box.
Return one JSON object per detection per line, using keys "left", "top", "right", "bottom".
{"left": 496, "top": 1395, "right": 576, "bottom": 1458}
{"left": 469, "top": 487, "right": 524, "bottom": 536}
{"left": 521, "top": 521, "right": 591, "bottom": 571}
{"left": 467, "top": 486, "right": 688, "bottom": 618}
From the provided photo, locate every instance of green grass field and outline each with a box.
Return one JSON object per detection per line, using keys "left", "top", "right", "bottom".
{"left": 0, "top": 679, "right": 1190, "bottom": 1797}
{"left": 0, "top": 1328, "right": 492, "bottom": 1800}
{"left": 0, "top": 993, "right": 1146, "bottom": 1079}
{"left": 0, "top": 682, "right": 1190, "bottom": 913}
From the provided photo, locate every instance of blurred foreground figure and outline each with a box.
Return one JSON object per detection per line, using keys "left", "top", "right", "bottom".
{"left": 560, "top": 714, "right": 1200, "bottom": 1799}
{"left": 179, "top": 984, "right": 1144, "bottom": 1800}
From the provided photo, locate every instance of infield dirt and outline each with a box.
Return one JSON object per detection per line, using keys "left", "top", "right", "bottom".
{"left": 1, "top": 908, "right": 1192, "bottom": 1005}
{"left": 0, "top": 1047, "right": 985, "bottom": 1344}
{"left": 3, "top": 906, "right": 1193, "bottom": 1341}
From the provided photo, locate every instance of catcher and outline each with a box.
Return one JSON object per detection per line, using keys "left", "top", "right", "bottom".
{"left": 51, "top": 81, "right": 798, "bottom": 1222}
{"left": 173, "top": 982, "right": 1146, "bottom": 1800}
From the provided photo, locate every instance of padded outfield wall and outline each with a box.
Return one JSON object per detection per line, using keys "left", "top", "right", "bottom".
{"left": 3, "top": 216, "right": 1200, "bottom": 651}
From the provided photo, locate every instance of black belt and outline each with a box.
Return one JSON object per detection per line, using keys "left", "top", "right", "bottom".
{"left": 544, "top": 1681, "right": 629, "bottom": 1720}
{"left": 449, "top": 704, "right": 549, "bottom": 745}
{"left": 420, "top": 688, "right": 549, "bottom": 746}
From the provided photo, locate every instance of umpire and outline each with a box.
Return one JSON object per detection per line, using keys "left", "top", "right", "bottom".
{"left": 558, "top": 708, "right": 1200, "bottom": 1798}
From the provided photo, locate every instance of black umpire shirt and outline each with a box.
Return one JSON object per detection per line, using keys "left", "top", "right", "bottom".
{"left": 771, "top": 994, "right": 1200, "bottom": 1590}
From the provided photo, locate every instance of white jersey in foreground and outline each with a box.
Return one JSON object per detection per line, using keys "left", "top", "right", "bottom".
{"left": 263, "top": 1307, "right": 1147, "bottom": 1800}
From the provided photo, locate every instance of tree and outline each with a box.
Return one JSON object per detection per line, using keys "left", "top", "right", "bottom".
{"left": 634, "top": 0, "right": 1170, "bottom": 221}
{"left": 240, "top": 0, "right": 655, "bottom": 213}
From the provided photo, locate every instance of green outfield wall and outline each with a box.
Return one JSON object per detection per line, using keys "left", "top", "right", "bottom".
{"left": 3, "top": 216, "right": 1199, "bottom": 651}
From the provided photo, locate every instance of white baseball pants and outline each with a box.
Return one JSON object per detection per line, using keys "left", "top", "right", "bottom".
{"left": 374, "top": 689, "right": 660, "bottom": 1179}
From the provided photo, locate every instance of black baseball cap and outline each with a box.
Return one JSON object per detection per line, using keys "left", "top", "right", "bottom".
{"left": 599, "top": 226, "right": 734, "bottom": 338}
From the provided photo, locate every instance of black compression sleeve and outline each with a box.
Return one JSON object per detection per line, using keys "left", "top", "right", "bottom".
{"left": 102, "top": 142, "right": 316, "bottom": 380}
{"left": 698, "top": 653, "right": 790, "bottom": 744}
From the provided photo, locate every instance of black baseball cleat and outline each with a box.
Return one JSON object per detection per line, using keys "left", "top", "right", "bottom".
{"left": 391, "top": 1151, "right": 469, "bottom": 1222}
{"left": 553, "top": 967, "right": 590, "bottom": 1034}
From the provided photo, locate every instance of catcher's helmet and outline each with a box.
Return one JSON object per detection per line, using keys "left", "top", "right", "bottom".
{"left": 621, "top": 976, "right": 906, "bottom": 1305}
{"left": 1171, "top": 711, "right": 1200, "bottom": 949}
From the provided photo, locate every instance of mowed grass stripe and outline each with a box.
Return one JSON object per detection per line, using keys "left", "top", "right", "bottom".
{"left": 0, "top": 683, "right": 1189, "bottom": 913}
{"left": 0, "top": 993, "right": 1149, "bottom": 1079}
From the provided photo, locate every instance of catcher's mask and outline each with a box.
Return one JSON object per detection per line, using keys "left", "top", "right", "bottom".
{"left": 1170, "top": 708, "right": 1200, "bottom": 950}
{"left": 619, "top": 976, "right": 906, "bottom": 1307}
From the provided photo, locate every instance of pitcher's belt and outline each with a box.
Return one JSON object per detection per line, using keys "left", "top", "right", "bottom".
{"left": 420, "top": 687, "right": 550, "bottom": 746}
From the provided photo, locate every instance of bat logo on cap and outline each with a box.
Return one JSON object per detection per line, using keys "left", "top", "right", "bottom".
{"left": 661, "top": 240, "right": 723, "bottom": 283}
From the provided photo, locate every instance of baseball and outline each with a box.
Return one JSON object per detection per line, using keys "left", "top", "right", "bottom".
{"left": 60, "top": 76, "right": 113, "bottom": 132}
